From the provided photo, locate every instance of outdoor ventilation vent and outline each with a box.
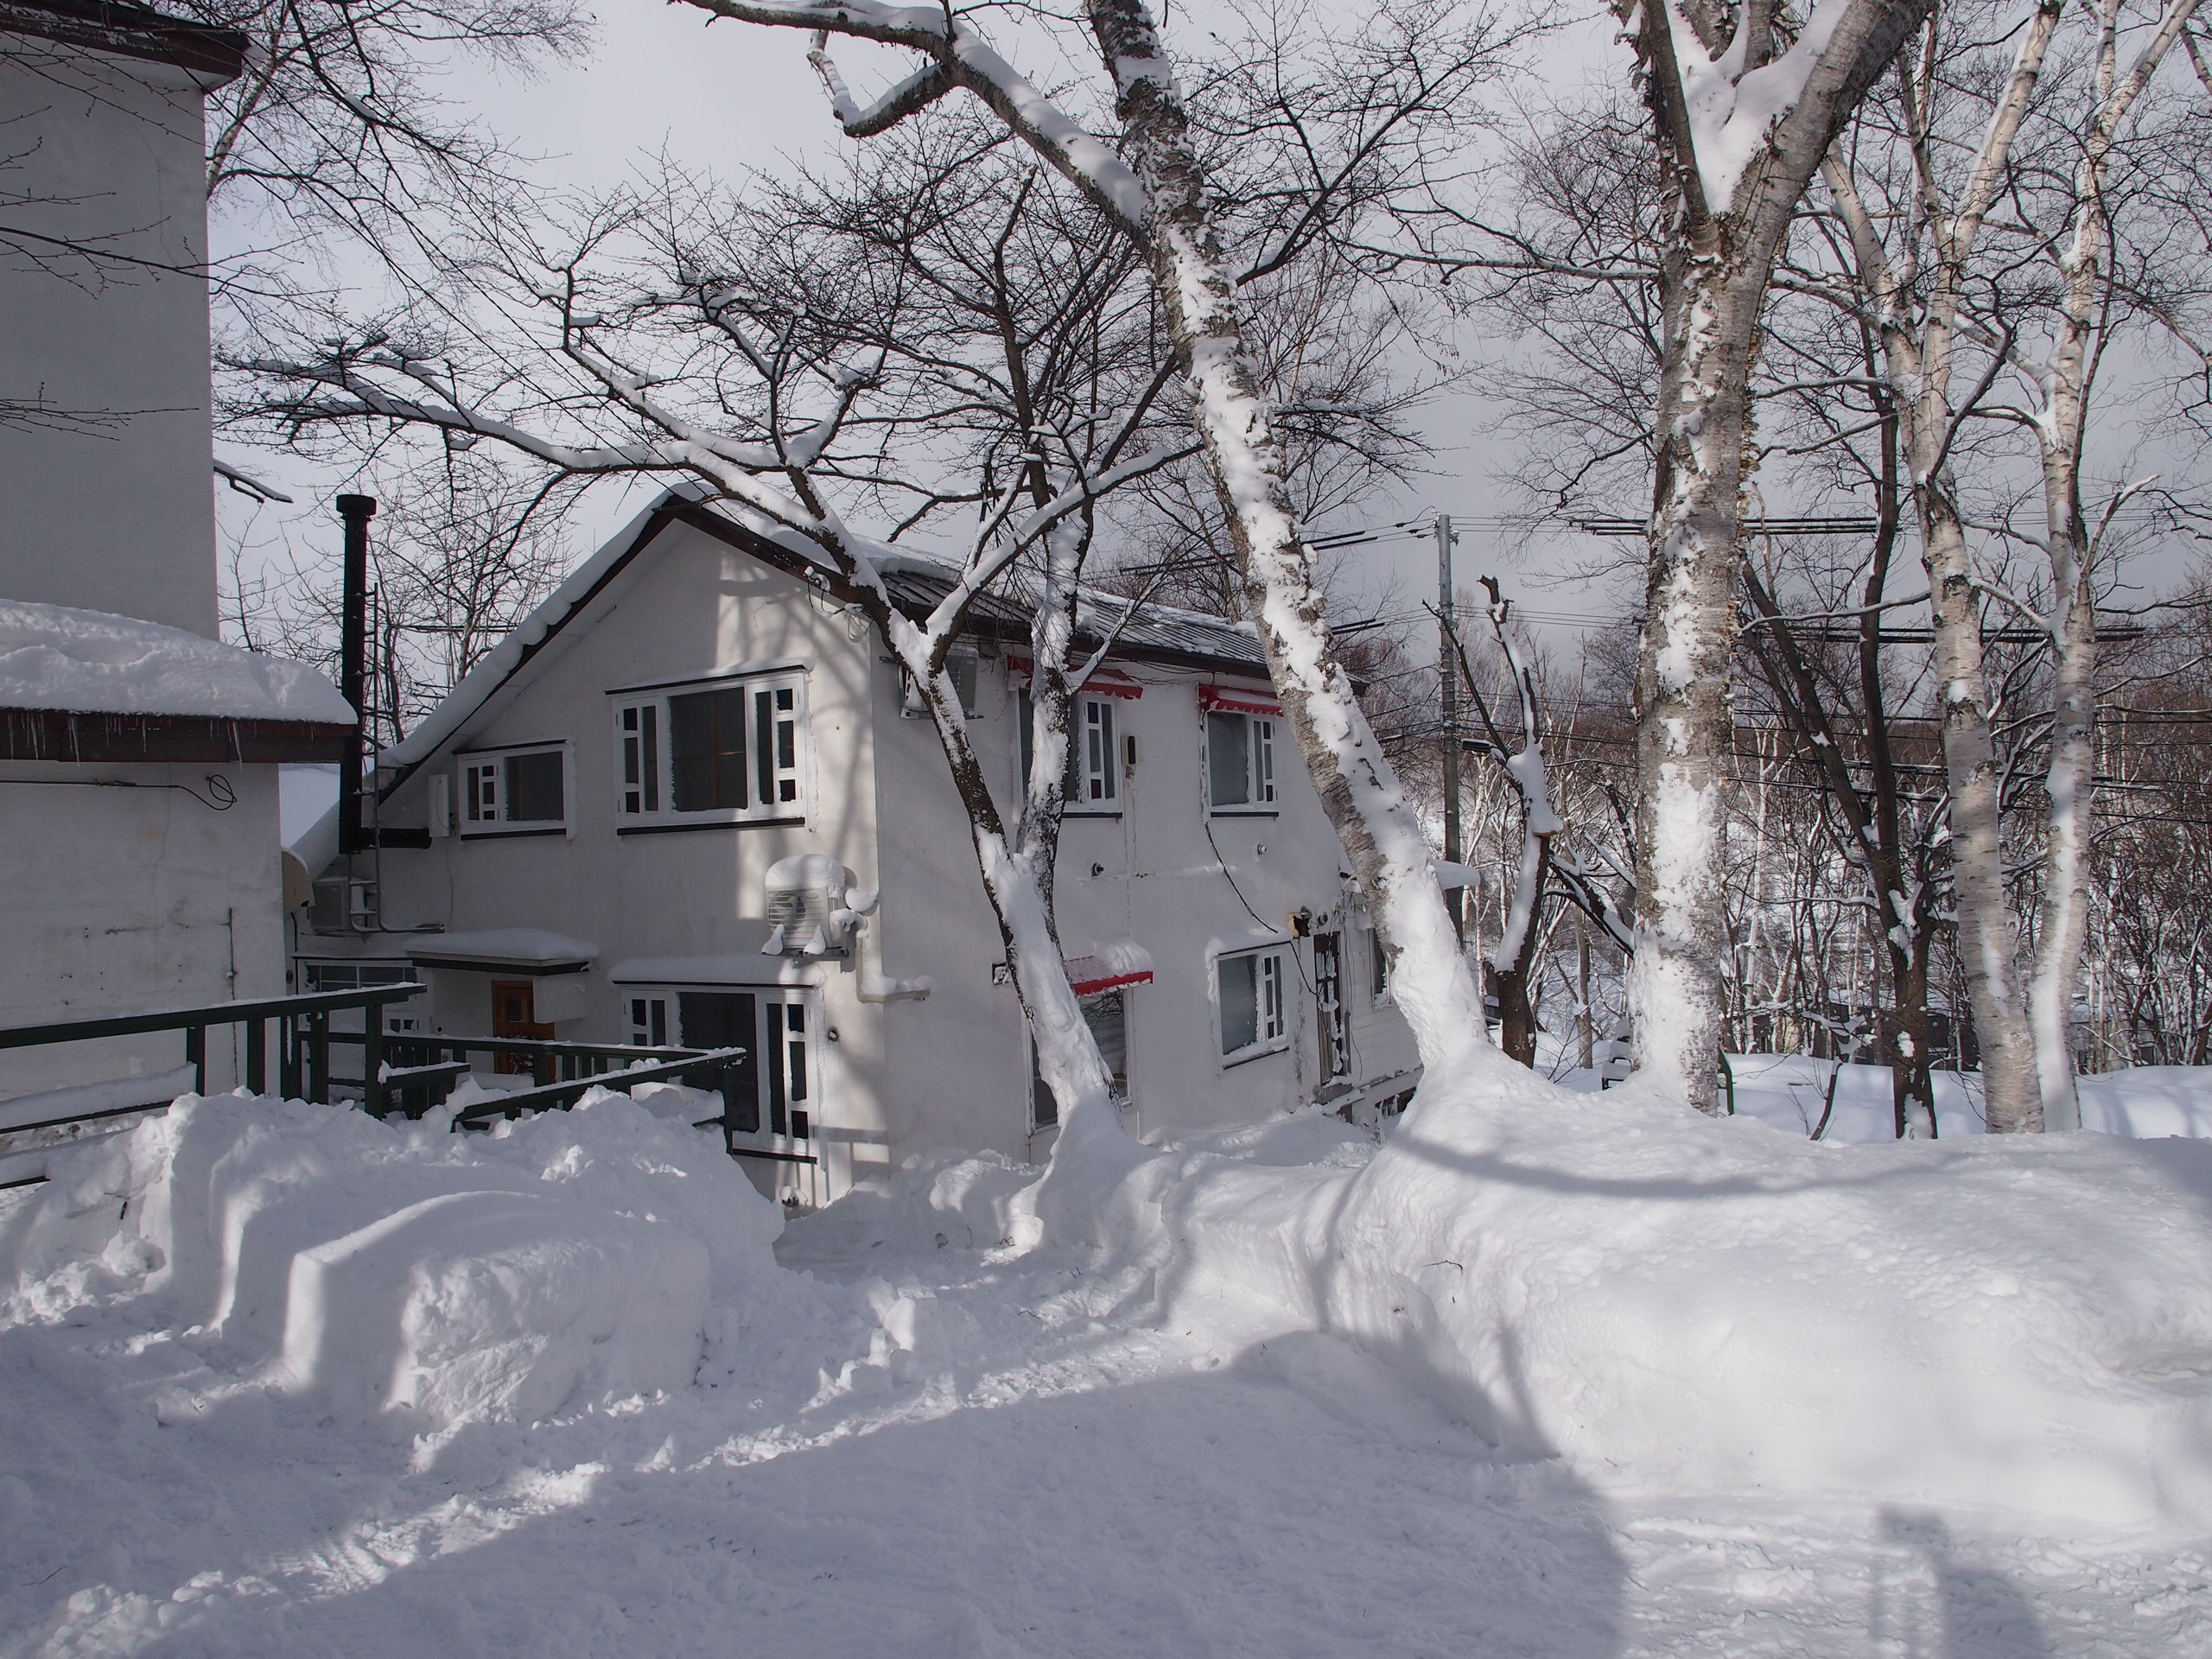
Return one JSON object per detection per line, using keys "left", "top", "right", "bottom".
{"left": 309, "top": 877, "right": 378, "bottom": 936}
{"left": 761, "top": 854, "right": 868, "bottom": 959}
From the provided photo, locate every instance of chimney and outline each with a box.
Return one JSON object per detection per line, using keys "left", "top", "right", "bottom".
{"left": 335, "top": 493, "right": 377, "bottom": 855}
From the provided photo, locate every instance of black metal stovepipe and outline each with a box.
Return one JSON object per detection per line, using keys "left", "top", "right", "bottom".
{"left": 335, "top": 493, "right": 377, "bottom": 855}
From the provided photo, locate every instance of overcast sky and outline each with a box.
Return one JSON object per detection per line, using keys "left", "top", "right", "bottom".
{"left": 213, "top": 0, "right": 1657, "bottom": 664}
{"left": 217, "top": 1, "right": 2204, "bottom": 677}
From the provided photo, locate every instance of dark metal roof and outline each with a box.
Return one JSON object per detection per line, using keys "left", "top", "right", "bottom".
{"left": 870, "top": 562, "right": 1270, "bottom": 680}
{"left": 0, "top": 0, "right": 247, "bottom": 81}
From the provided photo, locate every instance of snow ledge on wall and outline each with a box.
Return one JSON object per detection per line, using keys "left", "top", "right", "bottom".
{"left": 0, "top": 599, "right": 353, "bottom": 725}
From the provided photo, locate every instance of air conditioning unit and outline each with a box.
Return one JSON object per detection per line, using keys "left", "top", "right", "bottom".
{"left": 760, "top": 854, "right": 865, "bottom": 958}
{"left": 309, "top": 878, "right": 378, "bottom": 936}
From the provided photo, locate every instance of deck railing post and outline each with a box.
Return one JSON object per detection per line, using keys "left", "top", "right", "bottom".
{"left": 184, "top": 1025, "right": 205, "bottom": 1095}
{"left": 362, "top": 1016, "right": 385, "bottom": 1117}
{"left": 307, "top": 1011, "right": 329, "bottom": 1103}
{"left": 245, "top": 1017, "right": 267, "bottom": 1096}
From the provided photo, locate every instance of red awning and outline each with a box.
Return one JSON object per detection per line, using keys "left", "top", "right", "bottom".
{"left": 1198, "top": 683, "right": 1282, "bottom": 717}
{"left": 1006, "top": 658, "right": 1145, "bottom": 700}
{"left": 1065, "top": 938, "right": 1156, "bottom": 996}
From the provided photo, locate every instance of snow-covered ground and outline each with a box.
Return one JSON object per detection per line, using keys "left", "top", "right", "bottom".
{"left": 3, "top": 1082, "right": 2210, "bottom": 1656}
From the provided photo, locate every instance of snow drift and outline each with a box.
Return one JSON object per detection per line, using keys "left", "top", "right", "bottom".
{"left": 4, "top": 1089, "right": 781, "bottom": 1432}
{"left": 1049, "top": 1065, "right": 2212, "bottom": 1536}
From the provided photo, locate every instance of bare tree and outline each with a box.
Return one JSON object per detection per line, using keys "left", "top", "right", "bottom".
{"left": 239, "top": 126, "right": 1244, "bottom": 1131}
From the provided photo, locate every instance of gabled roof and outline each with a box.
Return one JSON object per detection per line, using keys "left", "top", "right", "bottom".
{"left": 377, "top": 487, "right": 1272, "bottom": 794}
{"left": 0, "top": 0, "right": 247, "bottom": 82}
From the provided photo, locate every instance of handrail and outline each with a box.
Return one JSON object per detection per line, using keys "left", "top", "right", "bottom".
{"left": 448, "top": 1048, "right": 750, "bottom": 1125}
{"left": 0, "top": 983, "right": 428, "bottom": 1049}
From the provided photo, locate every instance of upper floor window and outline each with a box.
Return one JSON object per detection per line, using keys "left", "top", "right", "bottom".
{"left": 457, "top": 743, "right": 569, "bottom": 835}
{"left": 1206, "top": 709, "right": 1276, "bottom": 810}
{"left": 1017, "top": 690, "right": 1128, "bottom": 814}
{"left": 612, "top": 671, "right": 807, "bottom": 828}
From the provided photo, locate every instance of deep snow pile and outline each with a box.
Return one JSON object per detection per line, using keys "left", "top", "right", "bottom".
{"left": 1716, "top": 1053, "right": 2212, "bottom": 1141}
{"left": 1058, "top": 1064, "right": 2212, "bottom": 1535}
{"left": 4, "top": 1080, "right": 2212, "bottom": 1654}
{"left": 3, "top": 1087, "right": 783, "bottom": 1433}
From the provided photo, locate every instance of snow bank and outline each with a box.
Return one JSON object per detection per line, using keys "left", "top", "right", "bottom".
{"left": 4, "top": 1090, "right": 783, "bottom": 1432}
{"left": 0, "top": 599, "right": 353, "bottom": 723}
{"left": 2080, "top": 1066, "right": 2212, "bottom": 1138}
{"left": 783, "top": 1149, "right": 1036, "bottom": 1262}
{"left": 1069, "top": 1066, "right": 2212, "bottom": 1535}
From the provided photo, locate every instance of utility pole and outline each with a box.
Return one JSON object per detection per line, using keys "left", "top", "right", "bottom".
{"left": 1436, "top": 512, "right": 1463, "bottom": 944}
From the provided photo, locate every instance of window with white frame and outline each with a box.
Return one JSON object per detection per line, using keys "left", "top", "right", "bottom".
{"left": 1018, "top": 690, "right": 1124, "bottom": 812}
{"left": 1217, "top": 945, "right": 1287, "bottom": 1062}
{"left": 1079, "top": 698, "right": 1119, "bottom": 806}
{"left": 611, "top": 672, "right": 806, "bottom": 826}
{"left": 626, "top": 993, "right": 670, "bottom": 1049}
{"left": 457, "top": 744, "right": 569, "bottom": 834}
{"left": 1206, "top": 709, "right": 1276, "bottom": 810}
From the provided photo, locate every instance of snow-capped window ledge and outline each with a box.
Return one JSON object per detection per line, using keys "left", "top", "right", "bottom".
{"left": 1220, "top": 1039, "right": 1290, "bottom": 1071}
{"left": 406, "top": 929, "right": 600, "bottom": 976}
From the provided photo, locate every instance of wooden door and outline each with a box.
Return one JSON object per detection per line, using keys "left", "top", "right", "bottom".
{"left": 492, "top": 979, "right": 554, "bottom": 1074}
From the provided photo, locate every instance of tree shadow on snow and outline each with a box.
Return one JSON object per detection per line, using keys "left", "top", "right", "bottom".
{"left": 10, "top": 1336, "right": 1631, "bottom": 1659}
{"left": 1872, "top": 1508, "right": 2054, "bottom": 1659}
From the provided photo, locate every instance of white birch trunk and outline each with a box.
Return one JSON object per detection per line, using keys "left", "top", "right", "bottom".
{"left": 2025, "top": 0, "right": 2200, "bottom": 1130}
{"left": 1085, "top": 0, "right": 1500, "bottom": 1084}
{"left": 1618, "top": 0, "right": 1939, "bottom": 1109}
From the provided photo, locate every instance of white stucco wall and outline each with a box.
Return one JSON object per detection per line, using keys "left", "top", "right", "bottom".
{"left": 317, "top": 519, "right": 1421, "bottom": 1201}
{"left": 0, "top": 44, "right": 219, "bottom": 636}
{"left": 0, "top": 760, "right": 284, "bottom": 1095}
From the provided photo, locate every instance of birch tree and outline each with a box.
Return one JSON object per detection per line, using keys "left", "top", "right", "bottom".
{"left": 645, "top": 0, "right": 1534, "bottom": 1094}
{"left": 243, "top": 133, "right": 1202, "bottom": 1131}
{"left": 1605, "top": 0, "right": 1937, "bottom": 1109}
{"left": 1812, "top": 0, "right": 2200, "bottom": 1130}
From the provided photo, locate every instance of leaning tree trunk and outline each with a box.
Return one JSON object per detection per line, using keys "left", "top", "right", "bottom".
{"left": 1084, "top": 0, "right": 1497, "bottom": 1083}
{"left": 871, "top": 602, "right": 1122, "bottom": 1136}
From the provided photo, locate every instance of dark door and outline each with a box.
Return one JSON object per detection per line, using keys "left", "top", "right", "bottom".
{"left": 492, "top": 979, "right": 553, "bottom": 1074}
{"left": 678, "top": 990, "right": 760, "bottom": 1133}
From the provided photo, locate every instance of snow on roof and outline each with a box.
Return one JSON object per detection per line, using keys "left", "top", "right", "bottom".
{"left": 406, "top": 929, "right": 600, "bottom": 967}
{"left": 377, "top": 484, "right": 1269, "bottom": 785}
{"left": 607, "top": 954, "right": 825, "bottom": 988}
{"left": 0, "top": 599, "right": 354, "bottom": 725}
{"left": 1066, "top": 937, "right": 1155, "bottom": 995}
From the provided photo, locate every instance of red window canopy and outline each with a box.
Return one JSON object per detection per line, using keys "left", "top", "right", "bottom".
{"left": 1006, "top": 658, "right": 1145, "bottom": 700}
{"left": 1065, "top": 938, "right": 1156, "bottom": 997}
{"left": 1198, "top": 683, "right": 1282, "bottom": 717}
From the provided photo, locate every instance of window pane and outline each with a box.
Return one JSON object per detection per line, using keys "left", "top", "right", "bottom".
{"left": 670, "top": 689, "right": 747, "bottom": 811}
{"left": 1084, "top": 989, "right": 1128, "bottom": 1092}
{"left": 1219, "top": 954, "right": 1259, "bottom": 1053}
{"left": 1087, "top": 701, "right": 1116, "bottom": 803}
{"left": 1255, "top": 720, "right": 1275, "bottom": 802}
{"left": 642, "top": 705, "right": 659, "bottom": 812}
{"left": 505, "top": 750, "right": 564, "bottom": 823}
{"left": 1207, "top": 710, "right": 1249, "bottom": 806}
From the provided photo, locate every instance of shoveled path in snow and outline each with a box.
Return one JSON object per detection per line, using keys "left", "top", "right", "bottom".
{"left": 3, "top": 1182, "right": 2205, "bottom": 1658}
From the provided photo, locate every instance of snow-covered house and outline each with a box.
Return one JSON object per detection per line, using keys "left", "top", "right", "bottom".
{"left": 0, "top": 0, "right": 354, "bottom": 1095}
{"left": 301, "top": 493, "right": 1420, "bottom": 1201}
